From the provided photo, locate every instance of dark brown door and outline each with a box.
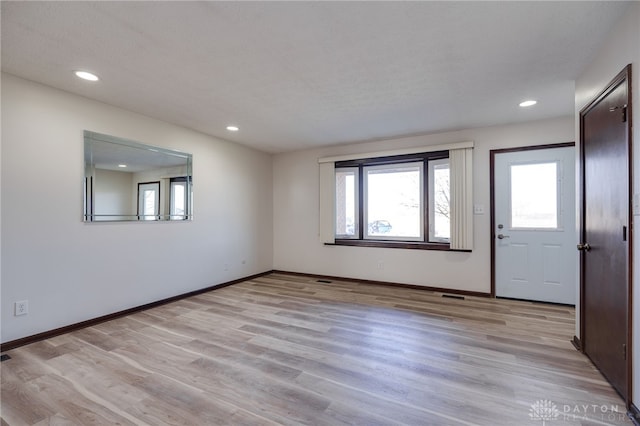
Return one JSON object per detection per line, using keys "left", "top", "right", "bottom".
{"left": 580, "top": 65, "right": 631, "bottom": 400}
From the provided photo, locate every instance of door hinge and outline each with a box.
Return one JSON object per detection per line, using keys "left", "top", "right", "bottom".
{"left": 623, "top": 225, "right": 627, "bottom": 241}
{"left": 610, "top": 105, "right": 628, "bottom": 122}
{"left": 623, "top": 343, "right": 627, "bottom": 360}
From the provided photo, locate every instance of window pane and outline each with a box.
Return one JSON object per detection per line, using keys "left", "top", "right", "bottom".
{"left": 365, "top": 163, "right": 422, "bottom": 239}
{"left": 511, "top": 162, "right": 558, "bottom": 228}
{"left": 432, "top": 161, "right": 450, "bottom": 241}
{"left": 171, "top": 181, "right": 186, "bottom": 220}
{"left": 143, "top": 190, "right": 156, "bottom": 220}
{"left": 335, "top": 168, "right": 358, "bottom": 237}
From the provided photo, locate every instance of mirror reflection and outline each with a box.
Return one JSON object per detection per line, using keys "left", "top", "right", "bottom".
{"left": 84, "top": 131, "right": 193, "bottom": 222}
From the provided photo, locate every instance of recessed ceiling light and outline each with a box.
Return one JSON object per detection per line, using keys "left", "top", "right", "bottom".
{"left": 226, "top": 125, "right": 239, "bottom": 132}
{"left": 118, "top": 164, "right": 127, "bottom": 168}
{"left": 519, "top": 100, "right": 537, "bottom": 107}
{"left": 75, "top": 71, "right": 99, "bottom": 82}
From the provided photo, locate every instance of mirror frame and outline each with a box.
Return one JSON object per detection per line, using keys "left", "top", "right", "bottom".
{"left": 84, "top": 130, "right": 193, "bottom": 222}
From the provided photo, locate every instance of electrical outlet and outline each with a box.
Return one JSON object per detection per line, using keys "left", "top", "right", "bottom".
{"left": 224, "top": 263, "right": 229, "bottom": 271}
{"left": 14, "top": 300, "right": 28, "bottom": 316}
{"left": 376, "top": 261, "right": 384, "bottom": 270}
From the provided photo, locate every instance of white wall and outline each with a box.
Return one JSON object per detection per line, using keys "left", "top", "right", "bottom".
{"left": 94, "top": 169, "right": 134, "bottom": 219}
{"left": 273, "top": 116, "right": 574, "bottom": 293}
{"left": 1, "top": 73, "right": 273, "bottom": 343}
{"left": 574, "top": 2, "right": 640, "bottom": 407}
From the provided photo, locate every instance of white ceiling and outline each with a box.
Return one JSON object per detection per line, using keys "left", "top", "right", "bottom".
{"left": 1, "top": 1, "right": 631, "bottom": 153}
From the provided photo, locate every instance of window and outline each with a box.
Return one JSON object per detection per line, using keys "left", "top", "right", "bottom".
{"left": 364, "top": 162, "right": 423, "bottom": 240}
{"left": 335, "top": 152, "right": 450, "bottom": 247}
{"left": 170, "top": 177, "right": 190, "bottom": 220}
{"left": 335, "top": 168, "right": 359, "bottom": 237}
{"left": 510, "top": 162, "right": 558, "bottom": 229}
{"left": 429, "top": 158, "right": 450, "bottom": 242}
{"left": 320, "top": 142, "right": 472, "bottom": 250}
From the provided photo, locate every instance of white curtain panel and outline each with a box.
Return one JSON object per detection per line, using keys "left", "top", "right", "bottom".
{"left": 318, "top": 161, "right": 336, "bottom": 244}
{"left": 449, "top": 147, "right": 474, "bottom": 250}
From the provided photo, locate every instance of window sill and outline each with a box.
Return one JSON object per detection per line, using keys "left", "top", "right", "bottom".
{"left": 328, "top": 239, "right": 471, "bottom": 252}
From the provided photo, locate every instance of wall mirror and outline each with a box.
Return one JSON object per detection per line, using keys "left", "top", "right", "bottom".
{"left": 84, "top": 131, "right": 193, "bottom": 222}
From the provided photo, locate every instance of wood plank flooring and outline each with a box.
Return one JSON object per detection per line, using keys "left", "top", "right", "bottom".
{"left": 0, "top": 273, "right": 631, "bottom": 425}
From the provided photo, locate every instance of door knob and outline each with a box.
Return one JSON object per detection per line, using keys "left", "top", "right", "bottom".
{"left": 577, "top": 243, "right": 591, "bottom": 251}
{"left": 497, "top": 234, "right": 510, "bottom": 239}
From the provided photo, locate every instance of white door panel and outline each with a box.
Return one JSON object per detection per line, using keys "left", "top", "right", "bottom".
{"left": 494, "top": 147, "right": 576, "bottom": 304}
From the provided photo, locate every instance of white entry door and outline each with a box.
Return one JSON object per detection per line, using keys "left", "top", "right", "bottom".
{"left": 138, "top": 181, "right": 160, "bottom": 221}
{"left": 494, "top": 146, "right": 576, "bottom": 304}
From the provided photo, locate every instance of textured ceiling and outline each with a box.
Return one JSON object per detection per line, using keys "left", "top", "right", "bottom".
{"left": 1, "top": 1, "right": 631, "bottom": 153}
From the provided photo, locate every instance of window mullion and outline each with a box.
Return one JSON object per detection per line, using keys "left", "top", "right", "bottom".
{"left": 358, "top": 166, "right": 364, "bottom": 239}
{"left": 423, "top": 159, "right": 429, "bottom": 242}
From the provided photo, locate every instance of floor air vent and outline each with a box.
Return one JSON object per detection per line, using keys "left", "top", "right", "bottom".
{"left": 442, "top": 294, "right": 465, "bottom": 300}
{"left": 316, "top": 279, "right": 332, "bottom": 284}
{"left": 1, "top": 354, "right": 11, "bottom": 362}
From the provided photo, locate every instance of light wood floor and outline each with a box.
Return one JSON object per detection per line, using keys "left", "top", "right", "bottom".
{"left": 1, "top": 273, "right": 631, "bottom": 425}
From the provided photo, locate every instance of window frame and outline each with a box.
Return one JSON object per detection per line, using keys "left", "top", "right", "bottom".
{"left": 334, "top": 151, "right": 451, "bottom": 250}
{"left": 363, "top": 161, "right": 424, "bottom": 242}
